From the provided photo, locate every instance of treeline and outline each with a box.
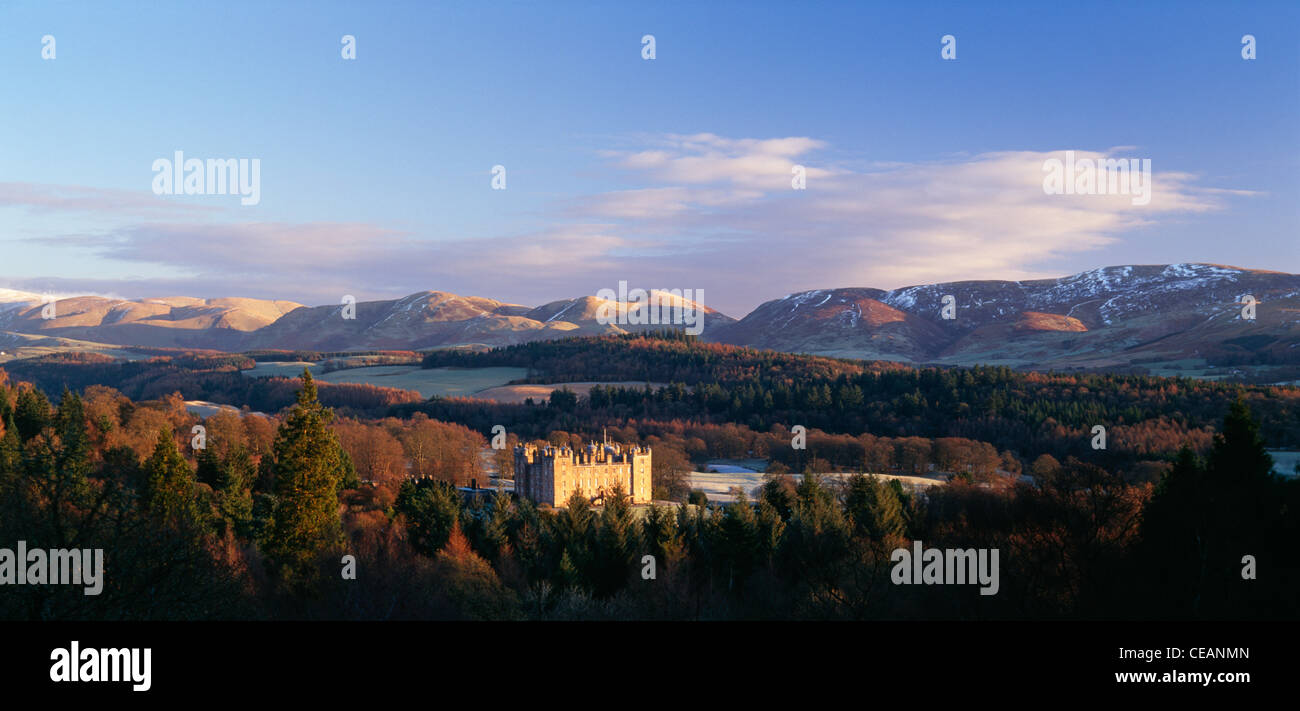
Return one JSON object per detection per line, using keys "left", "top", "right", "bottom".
{"left": 320, "top": 354, "right": 422, "bottom": 372}
{"left": 393, "top": 391, "right": 1216, "bottom": 480}
{"left": 0, "top": 369, "right": 487, "bottom": 620}
{"left": 1, "top": 368, "right": 1294, "bottom": 620}
{"left": 409, "top": 334, "right": 1300, "bottom": 458}
{"left": 421, "top": 331, "right": 886, "bottom": 384}
{"left": 2, "top": 360, "right": 421, "bottom": 418}
{"left": 245, "top": 349, "right": 420, "bottom": 363}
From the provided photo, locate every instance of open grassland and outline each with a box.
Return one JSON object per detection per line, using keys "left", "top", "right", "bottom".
{"left": 0, "top": 332, "right": 141, "bottom": 363}
{"left": 473, "top": 380, "right": 668, "bottom": 404}
{"left": 1269, "top": 450, "right": 1300, "bottom": 477}
{"left": 313, "top": 365, "right": 529, "bottom": 398}
{"left": 688, "top": 470, "right": 947, "bottom": 503}
{"left": 241, "top": 361, "right": 664, "bottom": 402}
{"left": 242, "top": 361, "right": 321, "bottom": 377}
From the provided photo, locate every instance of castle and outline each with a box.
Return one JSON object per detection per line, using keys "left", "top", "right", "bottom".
{"left": 514, "top": 439, "right": 652, "bottom": 507}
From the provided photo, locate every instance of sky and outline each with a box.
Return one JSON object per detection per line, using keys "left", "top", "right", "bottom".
{"left": 1, "top": 0, "right": 1297, "bottom": 317}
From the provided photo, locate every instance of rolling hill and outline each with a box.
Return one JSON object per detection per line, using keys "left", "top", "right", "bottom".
{"left": 1, "top": 264, "right": 1296, "bottom": 374}
{"left": 708, "top": 264, "right": 1300, "bottom": 371}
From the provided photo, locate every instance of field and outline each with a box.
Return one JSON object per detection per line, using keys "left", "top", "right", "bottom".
{"left": 1269, "top": 450, "right": 1300, "bottom": 477}
{"left": 473, "top": 380, "right": 669, "bottom": 404}
{"left": 688, "top": 469, "right": 947, "bottom": 503}
{"left": 243, "top": 363, "right": 529, "bottom": 399}
{"left": 242, "top": 361, "right": 322, "bottom": 377}
{"left": 0, "top": 332, "right": 140, "bottom": 364}
{"left": 314, "top": 365, "right": 528, "bottom": 399}
{"left": 240, "top": 361, "right": 668, "bottom": 403}
{"left": 184, "top": 400, "right": 270, "bottom": 419}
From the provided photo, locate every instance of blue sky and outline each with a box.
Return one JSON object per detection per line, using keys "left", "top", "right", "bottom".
{"left": 1, "top": 0, "right": 1296, "bottom": 315}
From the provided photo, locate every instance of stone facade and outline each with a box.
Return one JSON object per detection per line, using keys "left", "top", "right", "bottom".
{"left": 514, "top": 442, "right": 652, "bottom": 507}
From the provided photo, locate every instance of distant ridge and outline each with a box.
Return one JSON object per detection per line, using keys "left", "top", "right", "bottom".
{"left": 708, "top": 264, "right": 1300, "bottom": 370}
{"left": 1, "top": 264, "right": 1297, "bottom": 373}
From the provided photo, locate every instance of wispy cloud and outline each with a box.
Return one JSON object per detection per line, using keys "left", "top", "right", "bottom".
{"left": 0, "top": 182, "right": 221, "bottom": 217}
{"left": 5, "top": 137, "right": 1248, "bottom": 316}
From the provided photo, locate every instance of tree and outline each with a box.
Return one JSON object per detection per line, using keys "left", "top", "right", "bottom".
{"left": 479, "top": 491, "right": 515, "bottom": 562}
{"left": 778, "top": 473, "right": 852, "bottom": 612}
{"left": 845, "top": 474, "right": 905, "bottom": 541}
{"left": 334, "top": 420, "right": 405, "bottom": 488}
{"left": 1029, "top": 454, "right": 1061, "bottom": 480}
{"left": 548, "top": 387, "right": 578, "bottom": 413}
{"left": 395, "top": 478, "right": 462, "bottom": 556}
{"left": 556, "top": 491, "right": 595, "bottom": 589}
{"left": 142, "top": 428, "right": 205, "bottom": 535}
{"left": 718, "top": 490, "right": 759, "bottom": 593}
{"left": 651, "top": 443, "right": 692, "bottom": 501}
{"left": 0, "top": 412, "right": 20, "bottom": 480}
{"left": 642, "top": 503, "right": 682, "bottom": 564}
{"left": 591, "top": 484, "right": 640, "bottom": 596}
{"left": 431, "top": 523, "right": 520, "bottom": 620}
{"left": 262, "top": 370, "right": 350, "bottom": 587}
{"left": 1140, "top": 399, "right": 1292, "bottom": 617}
{"left": 13, "top": 387, "right": 52, "bottom": 442}
{"left": 760, "top": 472, "right": 797, "bottom": 521}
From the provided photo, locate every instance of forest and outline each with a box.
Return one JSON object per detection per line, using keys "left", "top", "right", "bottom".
{"left": 409, "top": 332, "right": 1300, "bottom": 478}
{"left": 1, "top": 332, "right": 1297, "bottom": 619}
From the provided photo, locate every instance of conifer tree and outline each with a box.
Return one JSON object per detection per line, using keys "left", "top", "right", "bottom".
{"left": 0, "top": 387, "right": 12, "bottom": 424}
{"left": 13, "top": 387, "right": 52, "bottom": 442}
{"left": 395, "top": 478, "right": 462, "bottom": 556}
{"left": 642, "top": 503, "right": 682, "bottom": 563}
{"left": 481, "top": 492, "right": 514, "bottom": 562}
{"left": 592, "top": 484, "right": 640, "bottom": 596}
{"left": 0, "top": 412, "right": 19, "bottom": 479}
{"left": 845, "top": 474, "right": 905, "bottom": 541}
{"left": 755, "top": 498, "right": 785, "bottom": 564}
{"left": 263, "top": 370, "right": 349, "bottom": 586}
{"left": 557, "top": 491, "right": 595, "bottom": 588}
{"left": 0, "top": 412, "right": 23, "bottom": 531}
{"left": 143, "top": 428, "right": 204, "bottom": 534}
{"left": 215, "top": 445, "right": 256, "bottom": 539}
{"left": 718, "top": 489, "right": 759, "bottom": 592}
{"left": 1141, "top": 400, "right": 1288, "bottom": 617}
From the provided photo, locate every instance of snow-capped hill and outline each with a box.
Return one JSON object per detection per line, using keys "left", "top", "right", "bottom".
{"left": 710, "top": 264, "right": 1300, "bottom": 369}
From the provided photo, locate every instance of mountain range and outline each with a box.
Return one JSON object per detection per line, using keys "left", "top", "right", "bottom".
{"left": 2, "top": 264, "right": 1297, "bottom": 373}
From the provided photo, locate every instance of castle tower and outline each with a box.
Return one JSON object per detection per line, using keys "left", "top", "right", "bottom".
{"left": 514, "top": 440, "right": 652, "bottom": 507}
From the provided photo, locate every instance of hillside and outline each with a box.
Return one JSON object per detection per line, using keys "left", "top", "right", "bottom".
{"left": 709, "top": 264, "right": 1300, "bottom": 373}
{"left": 1, "top": 264, "right": 1295, "bottom": 375}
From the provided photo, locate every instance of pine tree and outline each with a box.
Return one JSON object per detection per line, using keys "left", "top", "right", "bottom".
{"left": 1140, "top": 400, "right": 1287, "bottom": 617}
{"left": 13, "top": 387, "right": 52, "bottom": 442}
{"left": 1207, "top": 399, "right": 1274, "bottom": 488}
{"left": 557, "top": 491, "right": 595, "bottom": 588}
{"left": 0, "top": 412, "right": 23, "bottom": 523}
{"left": 395, "top": 478, "right": 463, "bottom": 556}
{"left": 263, "top": 370, "right": 349, "bottom": 586}
{"left": 195, "top": 445, "right": 222, "bottom": 489}
{"left": 142, "top": 428, "right": 204, "bottom": 534}
{"left": 845, "top": 474, "right": 905, "bottom": 541}
{"left": 718, "top": 489, "right": 759, "bottom": 593}
{"left": 642, "top": 503, "right": 682, "bottom": 563}
{"left": 592, "top": 484, "right": 640, "bottom": 596}
{"left": 481, "top": 492, "right": 514, "bottom": 562}
{"left": 215, "top": 445, "right": 257, "bottom": 539}
{"left": 0, "top": 387, "right": 12, "bottom": 424}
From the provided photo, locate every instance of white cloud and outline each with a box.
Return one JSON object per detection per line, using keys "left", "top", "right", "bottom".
{"left": 8, "top": 138, "right": 1250, "bottom": 316}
